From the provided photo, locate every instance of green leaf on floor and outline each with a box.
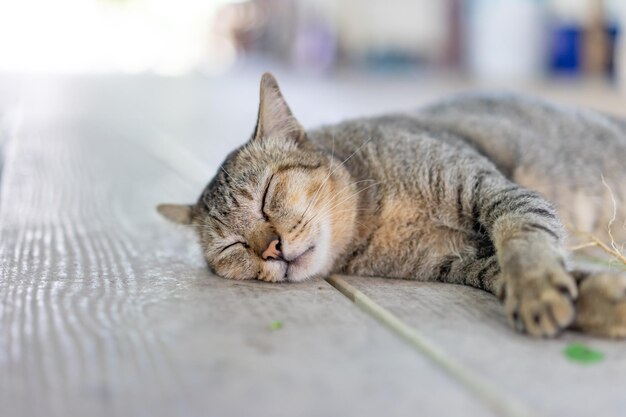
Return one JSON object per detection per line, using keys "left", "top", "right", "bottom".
{"left": 267, "top": 320, "right": 283, "bottom": 330}
{"left": 563, "top": 343, "right": 604, "bottom": 364}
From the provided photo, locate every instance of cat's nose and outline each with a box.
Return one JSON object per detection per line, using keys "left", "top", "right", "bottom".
{"left": 262, "top": 238, "right": 283, "bottom": 260}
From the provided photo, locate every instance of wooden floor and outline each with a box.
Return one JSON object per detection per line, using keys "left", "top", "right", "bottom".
{"left": 1, "top": 71, "right": 626, "bottom": 417}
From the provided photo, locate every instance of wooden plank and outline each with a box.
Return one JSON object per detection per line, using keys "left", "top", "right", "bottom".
{"left": 328, "top": 275, "right": 535, "bottom": 417}
{"left": 341, "top": 275, "right": 626, "bottom": 417}
{"left": 0, "top": 83, "right": 495, "bottom": 417}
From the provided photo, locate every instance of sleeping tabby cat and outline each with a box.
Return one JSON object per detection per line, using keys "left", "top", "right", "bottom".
{"left": 158, "top": 73, "right": 626, "bottom": 338}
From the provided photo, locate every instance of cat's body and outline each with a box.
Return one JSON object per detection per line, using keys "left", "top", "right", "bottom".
{"left": 309, "top": 94, "right": 626, "bottom": 281}
{"left": 158, "top": 74, "right": 626, "bottom": 338}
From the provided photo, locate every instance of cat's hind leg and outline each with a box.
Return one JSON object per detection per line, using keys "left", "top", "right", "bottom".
{"left": 571, "top": 270, "right": 626, "bottom": 338}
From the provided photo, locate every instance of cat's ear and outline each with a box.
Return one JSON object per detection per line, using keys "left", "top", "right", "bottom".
{"left": 253, "top": 72, "right": 306, "bottom": 143}
{"left": 157, "top": 204, "right": 193, "bottom": 225}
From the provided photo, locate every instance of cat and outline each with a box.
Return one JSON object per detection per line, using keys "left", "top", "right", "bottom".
{"left": 158, "top": 73, "right": 626, "bottom": 338}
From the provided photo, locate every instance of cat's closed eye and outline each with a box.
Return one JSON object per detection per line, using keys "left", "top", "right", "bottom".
{"left": 219, "top": 241, "right": 249, "bottom": 254}
{"left": 261, "top": 174, "right": 274, "bottom": 221}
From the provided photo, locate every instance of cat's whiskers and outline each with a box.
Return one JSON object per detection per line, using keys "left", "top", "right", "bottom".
{"left": 308, "top": 179, "right": 377, "bottom": 221}
{"left": 300, "top": 181, "right": 381, "bottom": 231}
{"left": 312, "top": 177, "right": 376, "bottom": 211}
{"left": 319, "top": 178, "right": 381, "bottom": 212}
{"left": 293, "top": 178, "right": 376, "bottom": 237}
{"left": 297, "top": 179, "right": 375, "bottom": 230}
{"left": 307, "top": 179, "right": 381, "bottom": 224}
{"left": 309, "top": 207, "right": 372, "bottom": 225}
{"left": 317, "top": 210, "right": 373, "bottom": 234}
{"left": 297, "top": 134, "right": 335, "bottom": 223}
{"left": 331, "top": 217, "right": 371, "bottom": 232}
{"left": 219, "top": 164, "right": 234, "bottom": 181}
{"left": 328, "top": 133, "right": 335, "bottom": 177}
{"left": 298, "top": 135, "right": 373, "bottom": 225}
{"left": 290, "top": 207, "right": 372, "bottom": 242}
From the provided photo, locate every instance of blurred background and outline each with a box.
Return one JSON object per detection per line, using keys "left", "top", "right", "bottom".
{"left": 1, "top": 0, "right": 626, "bottom": 169}
{"left": 0, "top": 0, "right": 624, "bottom": 83}
{"left": 1, "top": 0, "right": 624, "bottom": 180}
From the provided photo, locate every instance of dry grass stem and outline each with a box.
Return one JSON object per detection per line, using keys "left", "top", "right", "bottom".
{"left": 568, "top": 230, "right": 626, "bottom": 265}
{"left": 600, "top": 174, "right": 624, "bottom": 255}
{"left": 585, "top": 233, "right": 626, "bottom": 266}
{"left": 566, "top": 174, "right": 626, "bottom": 267}
{"left": 568, "top": 242, "right": 599, "bottom": 252}
{"left": 568, "top": 231, "right": 626, "bottom": 267}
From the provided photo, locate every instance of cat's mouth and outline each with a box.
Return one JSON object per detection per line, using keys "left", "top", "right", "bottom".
{"left": 283, "top": 245, "right": 316, "bottom": 281}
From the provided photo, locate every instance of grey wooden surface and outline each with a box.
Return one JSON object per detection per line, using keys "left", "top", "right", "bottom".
{"left": 344, "top": 276, "right": 626, "bottom": 417}
{"left": 0, "top": 76, "right": 495, "bottom": 417}
{"left": 0, "top": 73, "right": 625, "bottom": 417}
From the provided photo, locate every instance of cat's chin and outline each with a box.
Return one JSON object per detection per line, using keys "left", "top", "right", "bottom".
{"left": 284, "top": 246, "right": 319, "bottom": 282}
{"left": 285, "top": 218, "right": 335, "bottom": 282}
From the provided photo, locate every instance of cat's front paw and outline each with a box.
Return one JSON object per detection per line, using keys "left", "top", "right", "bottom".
{"left": 575, "top": 272, "right": 626, "bottom": 338}
{"left": 502, "top": 262, "right": 577, "bottom": 337}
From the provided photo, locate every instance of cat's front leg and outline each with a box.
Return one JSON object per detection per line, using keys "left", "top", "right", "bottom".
{"left": 497, "top": 239, "right": 578, "bottom": 337}
{"left": 472, "top": 174, "right": 578, "bottom": 337}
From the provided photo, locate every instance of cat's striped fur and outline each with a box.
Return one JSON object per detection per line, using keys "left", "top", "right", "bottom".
{"left": 158, "top": 73, "right": 626, "bottom": 338}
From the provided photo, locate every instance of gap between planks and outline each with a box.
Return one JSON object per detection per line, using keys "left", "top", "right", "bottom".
{"left": 326, "top": 274, "right": 538, "bottom": 417}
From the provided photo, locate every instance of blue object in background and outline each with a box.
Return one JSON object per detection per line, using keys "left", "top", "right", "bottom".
{"left": 607, "top": 23, "right": 620, "bottom": 78}
{"left": 550, "top": 24, "right": 582, "bottom": 75}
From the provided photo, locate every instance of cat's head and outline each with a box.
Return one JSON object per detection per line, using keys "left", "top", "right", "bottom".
{"left": 157, "top": 73, "right": 357, "bottom": 282}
